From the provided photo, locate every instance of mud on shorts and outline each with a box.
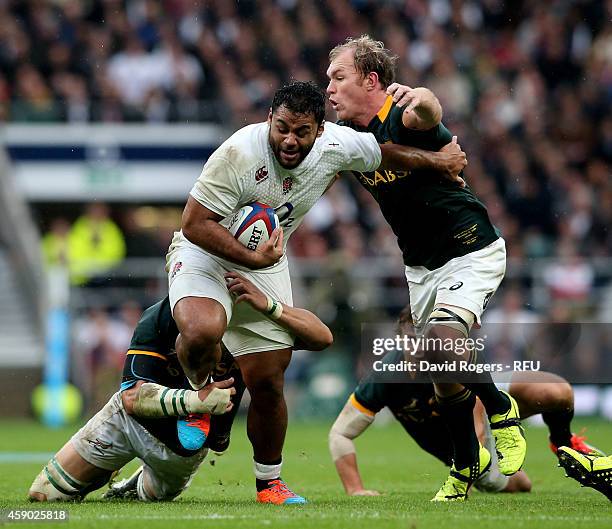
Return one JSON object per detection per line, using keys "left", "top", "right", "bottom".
{"left": 70, "top": 392, "right": 207, "bottom": 500}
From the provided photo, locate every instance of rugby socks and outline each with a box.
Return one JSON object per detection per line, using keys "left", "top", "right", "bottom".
{"left": 136, "top": 471, "right": 155, "bottom": 501}
{"left": 254, "top": 458, "right": 282, "bottom": 491}
{"left": 462, "top": 350, "right": 511, "bottom": 416}
{"left": 437, "top": 388, "right": 479, "bottom": 470}
{"left": 543, "top": 408, "right": 574, "bottom": 448}
{"left": 207, "top": 379, "right": 245, "bottom": 453}
{"left": 466, "top": 381, "right": 511, "bottom": 416}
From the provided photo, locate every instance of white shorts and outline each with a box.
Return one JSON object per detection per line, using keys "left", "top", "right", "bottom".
{"left": 70, "top": 393, "right": 207, "bottom": 500}
{"left": 167, "top": 232, "right": 295, "bottom": 356}
{"left": 406, "top": 238, "right": 506, "bottom": 332}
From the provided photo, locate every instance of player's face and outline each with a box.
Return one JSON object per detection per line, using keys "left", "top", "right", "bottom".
{"left": 326, "top": 48, "right": 369, "bottom": 121}
{"left": 268, "top": 105, "right": 324, "bottom": 169}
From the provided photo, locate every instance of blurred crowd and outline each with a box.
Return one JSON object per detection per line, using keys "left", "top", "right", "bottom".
{"left": 6, "top": 0, "right": 608, "bottom": 257}
{"left": 14, "top": 0, "right": 609, "bottom": 405}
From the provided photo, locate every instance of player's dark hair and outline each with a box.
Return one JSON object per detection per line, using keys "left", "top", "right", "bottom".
{"left": 271, "top": 81, "right": 326, "bottom": 125}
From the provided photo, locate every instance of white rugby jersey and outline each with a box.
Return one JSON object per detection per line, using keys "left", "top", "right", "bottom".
{"left": 187, "top": 121, "right": 382, "bottom": 247}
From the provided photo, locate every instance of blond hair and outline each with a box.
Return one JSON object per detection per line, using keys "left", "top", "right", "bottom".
{"left": 329, "top": 35, "right": 398, "bottom": 88}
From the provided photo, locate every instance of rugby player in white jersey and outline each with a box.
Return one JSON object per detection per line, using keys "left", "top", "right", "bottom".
{"left": 167, "top": 81, "right": 467, "bottom": 504}
{"left": 27, "top": 273, "right": 334, "bottom": 503}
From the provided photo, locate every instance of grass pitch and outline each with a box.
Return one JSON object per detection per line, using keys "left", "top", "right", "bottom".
{"left": 1, "top": 417, "right": 611, "bottom": 528}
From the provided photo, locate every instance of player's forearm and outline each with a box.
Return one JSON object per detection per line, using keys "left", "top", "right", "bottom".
{"left": 123, "top": 381, "right": 232, "bottom": 417}
{"left": 407, "top": 87, "right": 442, "bottom": 129}
{"left": 181, "top": 195, "right": 268, "bottom": 268}
{"left": 329, "top": 406, "right": 373, "bottom": 495}
{"left": 183, "top": 218, "right": 263, "bottom": 268}
{"left": 379, "top": 144, "right": 452, "bottom": 172}
{"left": 274, "top": 305, "right": 333, "bottom": 351}
{"left": 335, "top": 453, "right": 366, "bottom": 495}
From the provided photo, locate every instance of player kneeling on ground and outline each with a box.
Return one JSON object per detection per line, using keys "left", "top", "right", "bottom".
{"left": 28, "top": 272, "right": 333, "bottom": 502}
{"left": 329, "top": 308, "right": 604, "bottom": 498}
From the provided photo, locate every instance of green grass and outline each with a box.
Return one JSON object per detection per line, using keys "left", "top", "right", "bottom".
{"left": 1, "top": 417, "right": 611, "bottom": 528}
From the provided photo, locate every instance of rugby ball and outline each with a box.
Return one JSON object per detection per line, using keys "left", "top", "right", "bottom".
{"left": 227, "top": 202, "right": 279, "bottom": 251}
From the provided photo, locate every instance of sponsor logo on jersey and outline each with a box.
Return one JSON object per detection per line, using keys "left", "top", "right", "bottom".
{"left": 86, "top": 438, "right": 113, "bottom": 456}
{"left": 171, "top": 261, "right": 183, "bottom": 279}
{"left": 275, "top": 202, "right": 295, "bottom": 228}
{"left": 282, "top": 176, "right": 293, "bottom": 195}
{"left": 449, "top": 281, "right": 463, "bottom": 291}
{"left": 356, "top": 169, "right": 410, "bottom": 187}
{"left": 255, "top": 166, "right": 268, "bottom": 184}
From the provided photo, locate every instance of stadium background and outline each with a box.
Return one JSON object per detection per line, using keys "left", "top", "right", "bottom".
{"left": 0, "top": 0, "right": 610, "bottom": 427}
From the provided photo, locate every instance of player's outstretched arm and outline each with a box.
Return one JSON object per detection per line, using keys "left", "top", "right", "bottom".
{"left": 122, "top": 378, "right": 236, "bottom": 418}
{"left": 182, "top": 196, "right": 283, "bottom": 269}
{"left": 329, "top": 400, "right": 379, "bottom": 496}
{"left": 379, "top": 143, "right": 466, "bottom": 187}
{"left": 387, "top": 83, "right": 442, "bottom": 130}
{"left": 224, "top": 271, "right": 333, "bottom": 351}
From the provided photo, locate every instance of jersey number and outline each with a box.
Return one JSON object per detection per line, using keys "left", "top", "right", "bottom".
{"left": 275, "top": 202, "right": 295, "bottom": 228}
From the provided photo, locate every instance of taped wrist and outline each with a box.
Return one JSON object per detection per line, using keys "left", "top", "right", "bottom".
{"left": 265, "top": 295, "right": 284, "bottom": 320}
{"left": 329, "top": 399, "right": 375, "bottom": 461}
{"left": 132, "top": 383, "right": 231, "bottom": 417}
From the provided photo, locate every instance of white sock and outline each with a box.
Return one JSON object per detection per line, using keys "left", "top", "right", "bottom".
{"left": 136, "top": 472, "right": 155, "bottom": 502}
{"left": 254, "top": 459, "right": 282, "bottom": 481}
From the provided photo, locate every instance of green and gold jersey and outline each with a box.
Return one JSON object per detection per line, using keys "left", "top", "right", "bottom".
{"left": 339, "top": 96, "right": 500, "bottom": 270}
{"left": 352, "top": 349, "right": 453, "bottom": 465}
{"left": 120, "top": 296, "right": 243, "bottom": 456}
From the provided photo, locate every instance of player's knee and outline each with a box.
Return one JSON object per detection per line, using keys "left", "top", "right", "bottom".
{"left": 425, "top": 307, "right": 472, "bottom": 339}
{"left": 518, "top": 474, "right": 532, "bottom": 492}
{"left": 544, "top": 382, "right": 573, "bottom": 412}
{"left": 506, "top": 471, "right": 532, "bottom": 493}
{"left": 179, "top": 321, "right": 224, "bottom": 355}
{"left": 558, "top": 381, "right": 573, "bottom": 408}
{"left": 139, "top": 471, "right": 185, "bottom": 502}
{"left": 244, "top": 371, "right": 285, "bottom": 400}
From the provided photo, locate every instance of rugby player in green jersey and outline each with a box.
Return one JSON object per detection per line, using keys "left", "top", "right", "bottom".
{"left": 28, "top": 273, "right": 333, "bottom": 503}
{"left": 326, "top": 35, "right": 526, "bottom": 500}
{"left": 329, "top": 309, "right": 604, "bottom": 498}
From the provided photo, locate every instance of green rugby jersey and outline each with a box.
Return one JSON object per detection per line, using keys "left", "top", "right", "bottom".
{"left": 339, "top": 96, "right": 500, "bottom": 270}
{"left": 353, "top": 349, "right": 452, "bottom": 465}
{"left": 121, "top": 296, "right": 243, "bottom": 456}
{"left": 353, "top": 350, "right": 437, "bottom": 424}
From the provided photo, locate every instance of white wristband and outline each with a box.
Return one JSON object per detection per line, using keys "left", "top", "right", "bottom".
{"left": 265, "top": 295, "right": 284, "bottom": 320}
